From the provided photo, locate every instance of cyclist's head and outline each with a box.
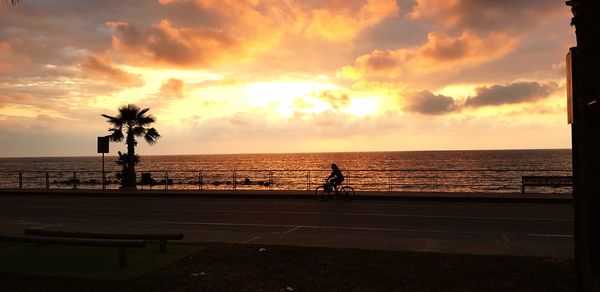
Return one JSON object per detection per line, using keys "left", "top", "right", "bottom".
{"left": 331, "top": 163, "right": 338, "bottom": 170}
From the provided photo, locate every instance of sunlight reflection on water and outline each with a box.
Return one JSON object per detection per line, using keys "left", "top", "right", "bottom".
{"left": 0, "top": 149, "right": 572, "bottom": 193}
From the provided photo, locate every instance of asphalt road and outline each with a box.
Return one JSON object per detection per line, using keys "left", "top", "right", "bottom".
{"left": 0, "top": 195, "right": 573, "bottom": 256}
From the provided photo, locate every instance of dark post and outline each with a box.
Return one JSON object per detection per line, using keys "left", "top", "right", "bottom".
{"left": 102, "top": 153, "right": 105, "bottom": 190}
{"left": 164, "top": 171, "right": 168, "bottom": 190}
{"left": 233, "top": 171, "right": 237, "bottom": 191}
{"left": 18, "top": 171, "right": 22, "bottom": 189}
{"left": 199, "top": 171, "right": 202, "bottom": 190}
{"left": 566, "top": 1, "right": 600, "bottom": 291}
{"left": 72, "top": 172, "right": 77, "bottom": 189}
{"left": 45, "top": 172, "right": 49, "bottom": 190}
{"left": 118, "top": 247, "right": 127, "bottom": 267}
{"left": 159, "top": 240, "right": 166, "bottom": 253}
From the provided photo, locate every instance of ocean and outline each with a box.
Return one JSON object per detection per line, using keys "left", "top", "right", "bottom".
{"left": 0, "top": 149, "right": 572, "bottom": 193}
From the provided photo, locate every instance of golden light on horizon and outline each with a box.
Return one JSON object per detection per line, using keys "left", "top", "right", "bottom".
{"left": 245, "top": 81, "right": 339, "bottom": 105}
{"left": 342, "top": 97, "right": 380, "bottom": 117}
{"left": 246, "top": 81, "right": 338, "bottom": 116}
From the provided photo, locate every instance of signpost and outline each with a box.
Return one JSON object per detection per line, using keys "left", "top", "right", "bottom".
{"left": 97, "top": 136, "right": 109, "bottom": 190}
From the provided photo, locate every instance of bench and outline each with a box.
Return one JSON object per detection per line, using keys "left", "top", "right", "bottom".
{"left": 0, "top": 234, "right": 145, "bottom": 267}
{"left": 24, "top": 228, "right": 184, "bottom": 253}
{"left": 521, "top": 176, "right": 573, "bottom": 193}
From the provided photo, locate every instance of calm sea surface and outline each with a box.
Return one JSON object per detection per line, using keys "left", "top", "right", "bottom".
{"left": 0, "top": 149, "right": 572, "bottom": 193}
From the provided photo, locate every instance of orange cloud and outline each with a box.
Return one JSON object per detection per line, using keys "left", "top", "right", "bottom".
{"left": 304, "top": 0, "right": 398, "bottom": 41}
{"left": 107, "top": 20, "right": 241, "bottom": 67}
{"left": 164, "top": 0, "right": 262, "bottom": 17}
{"left": 0, "top": 42, "right": 10, "bottom": 71}
{"left": 106, "top": 0, "right": 398, "bottom": 69}
{"left": 409, "top": 0, "right": 563, "bottom": 33}
{"left": 0, "top": 42, "right": 30, "bottom": 72}
{"left": 80, "top": 55, "right": 144, "bottom": 87}
{"left": 0, "top": 92, "right": 35, "bottom": 107}
{"left": 107, "top": 1, "right": 284, "bottom": 68}
{"left": 159, "top": 78, "right": 185, "bottom": 99}
{"left": 338, "top": 31, "right": 518, "bottom": 86}
{"left": 176, "top": 0, "right": 398, "bottom": 41}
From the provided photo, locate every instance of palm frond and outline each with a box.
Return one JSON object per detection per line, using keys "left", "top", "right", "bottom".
{"left": 115, "top": 151, "right": 126, "bottom": 165}
{"left": 115, "top": 152, "right": 140, "bottom": 165}
{"left": 119, "top": 104, "right": 141, "bottom": 121}
{"left": 144, "top": 127, "right": 160, "bottom": 145}
{"left": 101, "top": 114, "right": 123, "bottom": 127}
{"left": 137, "top": 115, "right": 156, "bottom": 126}
{"left": 132, "top": 126, "right": 146, "bottom": 137}
{"left": 107, "top": 128, "right": 124, "bottom": 142}
{"left": 137, "top": 108, "right": 150, "bottom": 118}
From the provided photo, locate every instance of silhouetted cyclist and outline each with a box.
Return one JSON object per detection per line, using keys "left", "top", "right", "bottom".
{"left": 326, "top": 163, "right": 344, "bottom": 190}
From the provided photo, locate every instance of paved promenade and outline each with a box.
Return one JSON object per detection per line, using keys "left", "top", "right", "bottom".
{"left": 0, "top": 188, "right": 572, "bottom": 201}
{"left": 0, "top": 191, "right": 573, "bottom": 257}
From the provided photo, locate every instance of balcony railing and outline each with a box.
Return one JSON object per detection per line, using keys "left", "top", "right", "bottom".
{"left": 0, "top": 168, "right": 572, "bottom": 193}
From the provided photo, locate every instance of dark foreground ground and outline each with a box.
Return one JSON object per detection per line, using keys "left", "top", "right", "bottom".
{"left": 1, "top": 243, "right": 574, "bottom": 292}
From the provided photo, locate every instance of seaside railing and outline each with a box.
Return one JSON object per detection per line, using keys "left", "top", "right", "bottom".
{"left": 0, "top": 169, "right": 572, "bottom": 193}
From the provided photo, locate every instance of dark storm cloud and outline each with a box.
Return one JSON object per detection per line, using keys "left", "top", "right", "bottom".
{"left": 404, "top": 81, "right": 557, "bottom": 115}
{"left": 404, "top": 90, "right": 457, "bottom": 115}
{"left": 466, "top": 82, "right": 556, "bottom": 107}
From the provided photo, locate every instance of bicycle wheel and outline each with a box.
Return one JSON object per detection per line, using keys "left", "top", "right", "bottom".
{"left": 339, "top": 186, "right": 355, "bottom": 201}
{"left": 315, "top": 186, "right": 331, "bottom": 201}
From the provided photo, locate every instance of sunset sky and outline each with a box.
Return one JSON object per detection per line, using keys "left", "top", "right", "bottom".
{"left": 0, "top": 0, "right": 575, "bottom": 157}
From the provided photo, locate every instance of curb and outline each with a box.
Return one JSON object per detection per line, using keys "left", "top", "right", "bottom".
{"left": 0, "top": 189, "right": 573, "bottom": 204}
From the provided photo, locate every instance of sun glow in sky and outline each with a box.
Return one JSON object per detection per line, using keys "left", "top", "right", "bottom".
{"left": 0, "top": 0, "right": 576, "bottom": 156}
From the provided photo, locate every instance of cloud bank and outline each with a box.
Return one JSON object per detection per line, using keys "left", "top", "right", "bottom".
{"left": 403, "top": 81, "right": 558, "bottom": 115}
{"left": 466, "top": 82, "right": 558, "bottom": 107}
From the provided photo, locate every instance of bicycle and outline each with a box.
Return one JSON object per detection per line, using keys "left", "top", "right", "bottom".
{"left": 315, "top": 181, "right": 355, "bottom": 201}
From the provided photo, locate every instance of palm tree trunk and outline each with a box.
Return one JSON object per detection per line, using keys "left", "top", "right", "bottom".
{"left": 124, "top": 126, "right": 137, "bottom": 189}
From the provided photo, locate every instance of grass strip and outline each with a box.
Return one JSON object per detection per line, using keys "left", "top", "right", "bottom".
{"left": 0, "top": 243, "right": 203, "bottom": 280}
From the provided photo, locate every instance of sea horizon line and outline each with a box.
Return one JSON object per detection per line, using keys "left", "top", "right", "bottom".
{"left": 0, "top": 148, "right": 572, "bottom": 159}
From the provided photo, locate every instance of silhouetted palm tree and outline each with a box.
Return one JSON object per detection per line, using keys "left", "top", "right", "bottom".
{"left": 102, "top": 104, "right": 160, "bottom": 189}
